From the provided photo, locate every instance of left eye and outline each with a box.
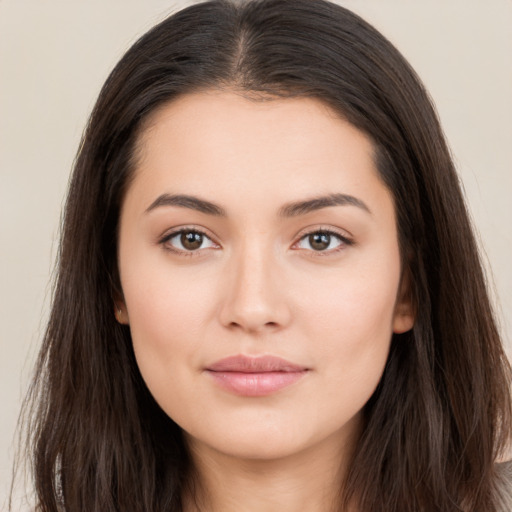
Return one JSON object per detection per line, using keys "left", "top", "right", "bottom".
{"left": 295, "top": 231, "right": 346, "bottom": 252}
{"left": 164, "top": 229, "right": 217, "bottom": 252}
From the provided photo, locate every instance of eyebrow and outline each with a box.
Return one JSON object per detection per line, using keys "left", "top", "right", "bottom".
{"left": 279, "top": 193, "right": 371, "bottom": 217}
{"left": 145, "top": 192, "right": 371, "bottom": 217}
{"left": 145, "top": 193, "right": 227, "bottom": 216}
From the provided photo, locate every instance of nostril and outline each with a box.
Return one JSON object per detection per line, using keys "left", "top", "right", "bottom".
{"left": 227, "top": 320, "right": 280, "bottom": 332}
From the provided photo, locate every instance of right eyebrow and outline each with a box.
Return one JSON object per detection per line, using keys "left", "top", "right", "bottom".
{"left": 145, "top": 193, "right": 227, "bottom": 216}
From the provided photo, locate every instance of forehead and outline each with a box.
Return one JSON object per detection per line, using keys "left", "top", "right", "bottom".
{"left": 126, "top": 90, "right": 390, "bottom": 216}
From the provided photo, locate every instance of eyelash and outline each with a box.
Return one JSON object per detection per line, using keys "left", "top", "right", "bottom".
{"left": 158, "top": 226, "right": 354, "bottom": 257}
{"left": 292, "top": 228, "right": 354, "bottom": 255}
{"left": 159, "top": 227, "right": 219, "bottom": 257}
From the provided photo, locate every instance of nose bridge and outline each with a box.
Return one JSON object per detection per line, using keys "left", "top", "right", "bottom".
{"left": 219, "top": 235, "right": 289, "bottom": 332}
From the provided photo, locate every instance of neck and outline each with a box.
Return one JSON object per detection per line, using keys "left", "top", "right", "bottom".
{"left": 182, "top": 431, "right": 358, "bottom": 512}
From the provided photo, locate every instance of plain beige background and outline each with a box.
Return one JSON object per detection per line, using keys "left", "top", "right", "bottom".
{"left": 1, "top": 1, "right": 511, "bottom": 508}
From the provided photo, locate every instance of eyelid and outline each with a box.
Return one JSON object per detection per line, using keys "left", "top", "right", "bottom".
{"left": 291, "top": 225, "right": 354, "bottom": 253}
{"left": 158, "top": 225, "right": 221, "bottom": 255}
{"left": 157, "top": 224, "right": 353, "bottom": 256}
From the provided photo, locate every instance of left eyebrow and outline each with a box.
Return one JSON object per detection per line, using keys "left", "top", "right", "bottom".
{"left": 279, "top": 193, "right": 372, "bottom": 217}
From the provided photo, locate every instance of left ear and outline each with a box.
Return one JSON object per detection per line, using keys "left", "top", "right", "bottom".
{"left": 392, "top": 268, "right": 415, "bottom": 334}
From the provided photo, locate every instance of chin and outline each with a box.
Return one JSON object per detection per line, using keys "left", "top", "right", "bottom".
{"left": 187, "top": 430, "right": 312, "bottom": 462}
{"left": 182, "top": 410, "right": 360, "bottom": 465}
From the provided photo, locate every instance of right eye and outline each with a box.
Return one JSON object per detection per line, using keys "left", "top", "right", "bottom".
{"left": 161, "top": 228, "right": 218, "bottom": 253}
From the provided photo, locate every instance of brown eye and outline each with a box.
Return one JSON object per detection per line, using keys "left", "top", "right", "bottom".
{"left": 308, "top": 233, "right": 331, "bottom": 251}
{"left": 162, "top": 229, "right": 217, "bottom": 253}
{"left": 181, "top": 231, "right": 203, "bottom": 250}
{"left": 295, "top": 230, "right": 349, "bottom": 253}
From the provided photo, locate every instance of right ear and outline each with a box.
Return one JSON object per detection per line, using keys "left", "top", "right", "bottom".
{"left": 114, "top": 301, "right": 129, "bottom": 324}
{"left": 113, "top": 291, "right": 129, "bottom": 325}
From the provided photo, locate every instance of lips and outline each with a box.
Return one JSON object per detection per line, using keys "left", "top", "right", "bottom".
{"left": 205, "top": 355, "right": 309, "bottom": 397}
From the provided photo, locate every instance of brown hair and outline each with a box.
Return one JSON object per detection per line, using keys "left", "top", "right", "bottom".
{"left": 15, "top": 0, "right": 511, "bottom": 510}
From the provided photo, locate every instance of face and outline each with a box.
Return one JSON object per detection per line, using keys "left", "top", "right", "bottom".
{"left": 117, "top": 91, "right": 414, "bottom": 463}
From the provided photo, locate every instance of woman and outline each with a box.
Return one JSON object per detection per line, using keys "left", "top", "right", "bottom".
{"left": 16, "top": 0, "right": 511, "bottom": 510}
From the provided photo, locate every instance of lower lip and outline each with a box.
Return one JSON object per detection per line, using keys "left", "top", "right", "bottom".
{"left": 206, "top": 370, "right": 307, "bottom": 397}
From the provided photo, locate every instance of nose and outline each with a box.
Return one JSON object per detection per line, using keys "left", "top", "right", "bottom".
{"left": 218, "top": 241, "right": 292, "bottom": 333}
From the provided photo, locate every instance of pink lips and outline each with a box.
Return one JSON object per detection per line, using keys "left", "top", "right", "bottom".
{"left": 205, "top": 355, "right": 308, "bottom": 397}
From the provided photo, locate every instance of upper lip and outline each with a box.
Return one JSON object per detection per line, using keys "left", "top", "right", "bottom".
{"left": 206, "top": 355, "right": 308, "bottom": 373}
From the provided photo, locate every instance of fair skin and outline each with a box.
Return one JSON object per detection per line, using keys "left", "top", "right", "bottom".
{"left": 117, "top": 90, "right": 414, "bottom": 512}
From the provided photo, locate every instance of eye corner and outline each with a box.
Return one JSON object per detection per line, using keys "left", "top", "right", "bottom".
{"left": 292, "top": 227, "right": 354, "bottom": 255}
{"left": 158, "top": 226, "right": 221, "bottom": 255}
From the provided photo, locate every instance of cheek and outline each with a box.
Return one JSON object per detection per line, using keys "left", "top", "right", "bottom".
{"left": 122, "top": 276, "right": 214, "bottom": 428}
{"left": 311, "top": 284, "right": 394, "bottom": 377}
{"left": 296, "top": 253, "right": 400, "bottom": 397}
{"left": 299, "top": 256, "right": 400, "bottom": 347}
{"left": 126, "top": 266, "right": 217, "bottom": 334}
{"left": 120, "top": 254, "right": 220, "bottom": 392}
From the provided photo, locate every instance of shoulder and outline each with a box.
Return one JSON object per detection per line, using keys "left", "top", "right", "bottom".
{"left": 495, "top": 460, "right": 512, "bottom": 512}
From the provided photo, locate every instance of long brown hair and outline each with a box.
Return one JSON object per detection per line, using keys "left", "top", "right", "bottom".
{"left": 15, "top": 0, "right": 511, "bottom": 510}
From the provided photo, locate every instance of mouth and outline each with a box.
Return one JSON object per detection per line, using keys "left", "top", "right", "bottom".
{"left": 205, "top": 355, "right": 309, "bottom": 397}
